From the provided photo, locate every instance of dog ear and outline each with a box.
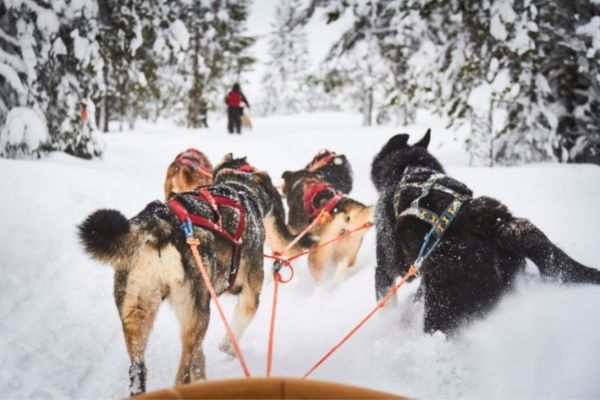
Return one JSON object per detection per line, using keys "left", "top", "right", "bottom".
{"left": 281, "top": 171, "right": 293, "bottom": 181}
{"left": 253, "top": 170, "right": 274, "bottom": 188}
{"left": 379, "top": 134, "right": 409, "bottom": 157}
{"left": 388, "top": 133, "right": 409, "bottom": 149}
{"left": 414, "top": 129, "right": 431, "bottom": 148}
{"left": 221, "top": 153, "right": 233, "bottom": 163}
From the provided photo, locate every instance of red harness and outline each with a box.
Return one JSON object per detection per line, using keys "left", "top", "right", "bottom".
{"left": 176, "top": 149, "right": 212, "bottom": 178}
{"left": 308, "top": 151, "right": 337, "bottom": 172}
{"left": 303, "top": 182, "right": 344, "bottom": 220}
{"left": 167, "top": 187, "right": 246, "bottom": 290}
{"left": 236, "top": 164, "right": 256, "bottom": 173}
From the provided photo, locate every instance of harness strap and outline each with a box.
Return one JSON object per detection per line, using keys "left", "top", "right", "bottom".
{"left": 308, "top": 151, "right": 337, "bottom": 172}
{"left": 394, "top": 170, "right": 470, "bottom": 273}
{"left": 303, "top": 182, "right": 344, "bottom": 220}
{"left": 167, "top": 188, "right": 246, "bottom": 290}
{"left": 176, "top": 149, "right": 212, "bottom": 178}
{"left": 236, "top": 164, "right": 256, "bottom": 173}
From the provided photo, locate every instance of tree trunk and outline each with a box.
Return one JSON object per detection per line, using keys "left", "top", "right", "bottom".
{"left": 362, "top": 88, "right": 373, "bottom": 127}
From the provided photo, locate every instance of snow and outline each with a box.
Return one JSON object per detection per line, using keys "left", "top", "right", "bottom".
{"left": 71, "top": 29, "right": 89, "bottom": 63}
{"left": 0, "top": 62, "right": 26, "bottom": 95}
{"left": 35, "top": 8, "right": 60, "bottom": 36}
{"left": 576, "top": 16, "right": 600, "bottom": 54}
{"left": 0, "top": 107, "right": 48, "bottom": 157}
{"left": 169, "top": 19, "right": 190, "bottom": 51}
{"left": 1, "top": 112, "right": 599, "bottom": 398}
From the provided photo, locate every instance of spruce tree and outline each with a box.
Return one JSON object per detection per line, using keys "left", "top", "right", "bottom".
{"left": 1, "top": 0, "right": 103, "bottom": 159}
{"left": 260, "top": 0, "right": 310, "bottom": 115}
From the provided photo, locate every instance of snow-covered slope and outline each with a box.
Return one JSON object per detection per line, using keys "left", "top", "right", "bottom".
{"left": 1, "top": 113, "right": 599, "bottom": 398}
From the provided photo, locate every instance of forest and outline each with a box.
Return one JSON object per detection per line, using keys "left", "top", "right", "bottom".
{"left": 1, "top": 0, "right": 599, "bottom": 165}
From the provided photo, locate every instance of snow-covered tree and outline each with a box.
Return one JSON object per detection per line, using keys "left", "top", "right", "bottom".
{"left": 1, "top": 0, "right": 103, "bottom": 159}
{"left": 260, "top": 0, "right": 311, "bottom": 115}
{"left": 315, "top": 0, "right": 600, "bottom": 165}
{"left": 182, "top": 0, "right": 254, "bottom": 128}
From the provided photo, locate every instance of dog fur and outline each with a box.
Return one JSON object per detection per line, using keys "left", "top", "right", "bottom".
{"left": 164, "top": 148, "right": 213, "bottom": 200}
{"left": 305, "top": 150, "right": 353, "bottom": 194}
{"left": 79, "top": 155, "right": 311, "bottom": 395}
{"left": 371, "top": 129, "right": 600, "bottom": 335}
{"left": 281, "top": 169, "right": 372, "bottom": 285}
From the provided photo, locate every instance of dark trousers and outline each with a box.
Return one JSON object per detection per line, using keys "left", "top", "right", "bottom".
{"left": 227, "top": 107, "right": 243, "bottom": 134}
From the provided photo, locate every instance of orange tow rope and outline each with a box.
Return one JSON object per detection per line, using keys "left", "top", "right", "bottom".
{"left": 187, "top": 237, "right": 252, "bottom": 378}
{"left": 302, "top": 265, "right": 417, "bottom": 379}
{"left": 263, "top": 256, "right": 294, "bottom": 377}
{"left": 262, "top": 217, "right": 374, "bottom": 377}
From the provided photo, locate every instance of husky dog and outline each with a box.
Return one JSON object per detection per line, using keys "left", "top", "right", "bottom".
{"left": 78, "top": 155, "right": 311, "bottom": 395}
{"left": 305, "top": 149, "right": 353, "bottom": 194}
{"left": 164, "top": 148, "right": 213, "bottom": 200}
{"left": 281, "top": 169, "right": 373, "bottom": 285}
{"left": 371, "top": 129, "right": 600, "bottom": 334}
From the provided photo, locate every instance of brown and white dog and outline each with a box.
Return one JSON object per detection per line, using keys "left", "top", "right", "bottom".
{"left": 281, "top": 168, "right": 373, "bottom": 285}
{"left": 163, "top": 148, "right": 213, "bottom": 200}
{"left": 79, "top": 155, "right": 312, "bottom": 395}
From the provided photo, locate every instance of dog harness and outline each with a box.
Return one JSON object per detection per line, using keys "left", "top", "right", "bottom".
{"left": 303, "top": 182, "right": 345, "bottom": 221}
{"left": 168, "top": 187, "right": 246, "bottom": 291}
{"left": 235, "top": 164, "right": 256, "bottom": 173}
{"left": 307, "top": 150, "right": 338, "bottom": 172}
{"left": 176, "top": 148, "right": 212, "bottom": 178}
{"left": 394, "top": 166, "right": 471, "bottom": 273}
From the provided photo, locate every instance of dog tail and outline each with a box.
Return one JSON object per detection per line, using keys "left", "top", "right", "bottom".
{"left": 78, "top": 209, "right": 131, "bottom": 267}
{"left": 495, "top": 217, "right": 600, "bottom": 284}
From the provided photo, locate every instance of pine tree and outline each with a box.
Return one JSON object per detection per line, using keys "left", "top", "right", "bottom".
{"left": 1, "top": 0, "right": 103, "bottom": 159}
{"left": 183, "top": 0, "right": 254, "bottom": 128}
{"left": 260, "top": 0, "right": 310, "bottom": 115}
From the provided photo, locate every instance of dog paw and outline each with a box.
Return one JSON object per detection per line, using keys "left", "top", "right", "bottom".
{"left": 219, "top": 337, "right": 237, "bottom": 357}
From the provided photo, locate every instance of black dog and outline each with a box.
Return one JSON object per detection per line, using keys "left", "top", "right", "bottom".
{"left": 371, "top": 129, "right": 600, "bottom": 334}
{"left": 305, "top": 149, "right": 353, "bottom": 194}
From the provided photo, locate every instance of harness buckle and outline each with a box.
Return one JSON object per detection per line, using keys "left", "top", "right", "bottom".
{"left": 181, "top": 218, "right": 194, "bottom": 238}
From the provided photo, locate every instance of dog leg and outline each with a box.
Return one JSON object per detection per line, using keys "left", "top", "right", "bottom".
{"left": 220, "top": 258, "right": 264, "bottom": 356}
{"left": 119, "top": 285, "right": 161, "bottom": 395}
{"left": 175, "top": 313, "right": 209, "bottom": 384}
{"left": 496, "top": 218, "right": 600, "bottom": 284}
{"left": 332, "top": 258, "right": 351, "bottom": 287}
{"left": 308, "top": 249, "right": 328, "bottom": 284}
{"left": 170, "top": 279, "right": 210, "bottom": 384}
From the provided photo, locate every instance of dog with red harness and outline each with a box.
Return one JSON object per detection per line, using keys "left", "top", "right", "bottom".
{"left": 281, "top": 168, "right": 373, "bottom": 285}
{"left": 305, "top": 149, "right": 353, "bottom": 194}
{"left": 78, "top": 154, "right": 312, "bottom": 395}
{"left": 164, "top": 148, "right": 213, "bottom": 200}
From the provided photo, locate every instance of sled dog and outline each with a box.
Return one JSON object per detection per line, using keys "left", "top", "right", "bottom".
{"left": 304, "top": 149, "right": 353, "bottom": 194}
{"left": 371, "top": 129, "right": 600, "bottom": 334}
{"left": 163, "top": 148, "right": 213, "bottom": 200}
{"left": 281, "top": 169, "right": 373, "bottom": 285}
{"left": 79, "top": 154, "right": 312, "bottom": 395}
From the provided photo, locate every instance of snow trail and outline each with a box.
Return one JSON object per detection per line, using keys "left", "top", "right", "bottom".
{"left": 1, "top": 113, "right": 599, "bottom": 398}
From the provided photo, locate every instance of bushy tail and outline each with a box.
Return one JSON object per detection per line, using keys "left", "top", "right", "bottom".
{"left": 496, "top": 217, "right": 600, "bottom": 284}
{"left": 78, "top": 209, "right": 131, "bottom": 267}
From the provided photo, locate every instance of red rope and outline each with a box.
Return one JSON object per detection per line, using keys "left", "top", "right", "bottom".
{"left": 301, "top": 266, "right": 417, "bottom": 379}
{"left": 187, "top": 238, "right": 252, "bottom": 378}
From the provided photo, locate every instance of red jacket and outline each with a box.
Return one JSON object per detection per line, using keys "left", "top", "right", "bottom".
{"left": 225, "top": 91, "right": 249, "bottom": 108}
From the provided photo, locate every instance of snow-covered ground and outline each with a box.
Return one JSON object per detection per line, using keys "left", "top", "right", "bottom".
{"left": 1, "top": 112, "right": 599, "bottom": 399}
